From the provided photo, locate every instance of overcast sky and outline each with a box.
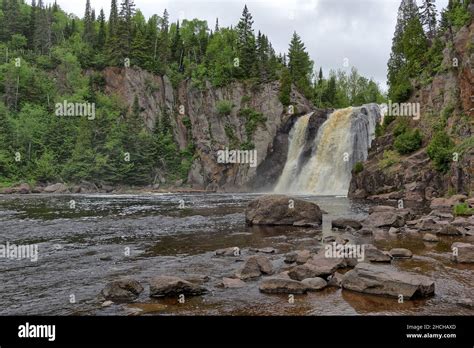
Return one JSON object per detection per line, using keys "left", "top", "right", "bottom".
{"left": 43, "top": 0, "right": 449, "bottom": 90}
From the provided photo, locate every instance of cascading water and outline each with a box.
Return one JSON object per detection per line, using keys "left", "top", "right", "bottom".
{"left": 274, "top": 104, "right": 381, "bottom": 196}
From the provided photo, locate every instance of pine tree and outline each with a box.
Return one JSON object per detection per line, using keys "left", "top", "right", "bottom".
{"left": 215, "top": 18, "right": 219, "bottom": 32}
{"left": 236, "top": 5, "right": 257, "bottom": 78}
{"left": 288, "top": 31, "right": 313, "bottom": 97}
{"left": 33, "top": 0, "right": 52, "bottom": 54}
{"left": 115, "top": 0, "right": 136, "bottom": 61}
{"left": 97, "top": 9, "right": 106, "bottom": 49}
{"left": 83, "top": 0, "right": 95, "bottom": 45}
{"left": 419, "top": 0, "right": 437, "bottom": 39}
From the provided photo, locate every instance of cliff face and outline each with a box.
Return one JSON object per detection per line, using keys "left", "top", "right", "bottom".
{"left": 102, "top": 67, "right": 313, "bottom": 191}
{"left": 349, "top": 18, "right": 474, "bottom": 204}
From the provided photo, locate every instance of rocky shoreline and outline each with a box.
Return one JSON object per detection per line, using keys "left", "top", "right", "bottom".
{"left": 97, "top": 194, "right": 474, "bottom": 311}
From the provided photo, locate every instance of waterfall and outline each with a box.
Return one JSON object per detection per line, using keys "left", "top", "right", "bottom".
{"left": 274, "top": 104, "right": 381, "bottom": 196}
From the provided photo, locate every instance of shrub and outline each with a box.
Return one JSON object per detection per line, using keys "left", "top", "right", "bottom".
{"left": 394, "top": 129, "right": 422, "bottom": 154}
{"left": 378, "top": 150, "right": 400, "bottom": 170}
{"left": 427, "top": 131, "right": 455, "bottom": 172}
{"left": 453, "top": 203, "right": 474, "bottom": 216}
{"left": 216, "top": 100, "right": 233, "bottom": 116}
{"left": 393, "top": 120, "right": 408, "bottom": 137}
{"left": 239, "top": 108, "right": 266, "bottom": 141}
{"left": 353, "top": 162, "right": 364, "bottom": 174}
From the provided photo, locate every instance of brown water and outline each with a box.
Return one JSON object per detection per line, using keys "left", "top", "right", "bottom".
{"left": 0, "top": 193, "right": 472, "bottom": 316}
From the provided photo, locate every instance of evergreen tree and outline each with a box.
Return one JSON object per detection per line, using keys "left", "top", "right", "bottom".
{"left": 83, "top": 0, "right": 95, "bottom": 45}
{"left": 27, "top": 0, "right": 37, "bottom": 49}
{"left": 33, "top": 0, "right": 52, "bottom": 54}
{"left": 236, "top": 5, "right": 257, "bottom": 78}
{"left": 419, "top": 0, "right": 437, "bottom": 39}
{"left": 288, "top": 31, "right": 313, "bottom": 97}
{"left": 97, "top": 9, "right": 106, "bottom": 49}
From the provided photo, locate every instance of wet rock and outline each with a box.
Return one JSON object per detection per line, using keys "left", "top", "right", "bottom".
{"left": 215, "top": 247, "right": 240, "bottom": 257}
{"left": 259, "top": 278, "right": 308, "bottom": 294}
{"left": 149, "top": 276, "right": 208, "bottom": 297}
{"left": 183, "top": 274, "right": 210, "bottom": 285}
{"left": 101, "top": 300, "right": 113, "bottom": 307}
{"left": 250, "top": 247, "right": 277, "bottom": 254}
{"left": 363, "top": 211, "right": 405, "bottom": 228}
{"left": 331, "top": 218, "right": 362, "bottom": 230}
{"left": 389, "top": 248, "right": 413, "bottom": 258}
{"left": 222, "top": 277, "right": 246, "bottom": 288}
{"left": 423, "top": 233, "right": 439, "bottom": 242}
{"left": 237, "top": 255, "right": 273, "bottom": 280}
{"left": 451, "top": 242, "right": 474, "bottom": 263}
{"left": 328, "top": 272, "right": 344, "bottom": 288}
{"left": 101, "top": 279, "right": 144, "bottom": 302}
{"left": 301, "top": 277, "right": 327, "bottom": 291}
{"left": 364, "top": 244, "right": 392, "bottom": 263}
{"left": 245, "top": 195, "right": 323, "bottom": 227}
{"left": 288, "top": 252, "right": 345, "bottom": 281}
{"left": 429, "top": 210, "right": 454, "bottom": 219}
{"left": 43, "top": 183, "right": 69, "bottom": 194}
{"left": 17, "top": 183, "right": 31, "bottom": 194}
{"left": 357, "top": 227, "right": 373, "bottom": 235}
{"left": 368, "top": 205, "right": 396, "bottom": 214}
{"left": 436, "top": 222, "right": 462, "bottom": 236}
{"left": 388, "top": 227, "right": 400, "bottom": 234}
{"left": 414, "top": 217, "right": 439, "bottom": 231}
{"left": 294, "top": 250, "right": 312, "bottom": 264}
{"left": 342, "top": 263, "right": 435, "bottom": 299}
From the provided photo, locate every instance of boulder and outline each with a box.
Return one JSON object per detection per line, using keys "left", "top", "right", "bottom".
{"left": 422, "top": 233, "right": 439, "bottom": 242}
{"left": 364, "top": 244, "right": 392, "bottom": 263}
{"left": 451, "top": 242, "right": 474, "bottom": 263}
{"left": 363, "top": 211, "right": 405, "bottom": 228}
{"left": 288, "top": 252, "right": 345, "bottom": 281}
{"left": 43, "top": 183, "right": 69, "bottom": 194}
{"left": 183, "top": 274, "right": 210, "bottom": 285}
{"left": 17, "top": 183, "right": 30, "bottom": 194}
{"left": 222, "top": 277, "right": 246, "bottom": 288}
{"left": 368, "top": 205, "right": 396, "bottom": 214}
{"left": 249, "top": 247, "right": 277, "bottom": 254}
{"left": 245, "top": 195, "right": 323, "bottom": 227}
{"left": 301, "top": 277, "right": 327, "bottom": 291}
{"left": 101, "top": 279, "right": 144, "bottom": 302}
{"left": 436, "top": 221, "right": 462, "bottom": 235}
{"left": 389, "top": 248, "right": 413, "bottom": 258}
{"left": 259, "top": 278, "right": 308, "bottom": 294}
{"left": 342, "top": 263, "right": 435, "bottom": 299}
{"left": 331, "top": 218, "right": 362, "bottom": 230}
{"left": 237, "top": 255, "right": 273, "bottom": 280}
{"left": 328, "top": 272, "right": 344, "bottom": 288}
{"left": 285, "top": 250, "right": 312, "bottom": 264}
{"left": 149, "top": 276, "right": 208, "bottom": 297}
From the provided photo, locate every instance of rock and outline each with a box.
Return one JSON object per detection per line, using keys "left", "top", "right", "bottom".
{"left": 295, "top": 250, "right": 312, "bottom": 264}
{"left": 149, "top": 276, "right": 208, "bottom": 297}
{"left": 222, "top": 277, "right": 246, "bottom": 288}
{"left": 259, "top": 278, "right": 308, "bottom": 294}
{"left": 388, "top": 227, "right": 400, "bottom": 234}
{"left": 364, "top": 244, "right": 392, "bottom": 263}
{"left": 215, "top": 247, "right": 240, "bottom": 257}
{"left": 237, "top": 255, "right": 273, "bottom": 280}
{"left": 451, "top": 217, "right": 470, "bottom": 227}
{"left": 250, "top": 247, "right": 277, "bottom": 254}
{"left": 389, "top": 248, "right": 413, "bottom": 258}
{"left": 363, "top": 211, "right": 405, "bottom": 228}
{"left": 17, "top": 183, "right": 30, "bottom": 194}
{"left": 429, "top": 210, "right": 454, "bottom": 219}
{"left": 331, "top": 218, "right": 362, "bottom": 230}
{"left": 342, "top": 263, "right": 435, "bottom": 299}
{"left": 101, "top": 300, "right": 113, "bottom": 307}
{"left": 451, "top": 242, "right": 474, "bottom": 263}
{"left": 368, "top": 205, "right": 396, "bottom": 214}
{"left": 245, "top": 195, "right": 323, "bottom": 227}
{"left": 43, "top": 183, "right": 69, "bottom": 194}
{"left": 422, "top": 233, "right": 439, "bottom": 242}
{"left": 301, "top": 277, "right": 327, "bottom": 291}
{"left": 357, "top": 227, "right": 373, "bottom": 235}
{"left": 456, "top": 298, "right": 473, "bottom": 309}
{"left": 288, "top": 252, "right": 345, "bottom": 281}
{"left": 436, "top": 222, "right": 462, "bottom": 236}
{"left": 101, "top": 279, "right": 144, "bottom": 302}
{"left": 328, "top": 272, "right": 344, "bottom": 288}
{"left": 183, "top": 274, "right": 210, "bottom": 285}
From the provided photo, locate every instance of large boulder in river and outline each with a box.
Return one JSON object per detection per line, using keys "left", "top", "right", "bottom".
{"left": 331, "top": 218, "right": 362, "bottom": 230}
{"left": 341, "top": 263, "right": 435, "bottom": 299}
{"left": 288, "top": 252, "right": 345, "bottom": 281}
{"left": 101, "top": 279, "right": 144, "bottom": 302}
{"left": 363, "top": 211, "right": 406, "bottom": 228}
{"left": 149, "top": 276, "right": 208, "bottom": 297}
{"left": 451, "top": 242, "right": 474, "bottom": 263}
{"left": 245, "top": 195, "right": 323, "bottom": 227}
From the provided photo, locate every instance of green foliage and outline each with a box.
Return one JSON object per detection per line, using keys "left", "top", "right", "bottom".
{"left": 279, "top": 68, "right": 291, "bottom": 106}
{"left": 239, "top": 107, "right": 266, "bottom": 142}
{"left": 393, "top": 120, "right": 409, "bottom": 137}
{"left": 378, "top": 150, "right": 400, "bottom": 170}
{"left": 353, "top": 162, "right": 364, "bottom": 174}
{"left": 216, "top": 100, "right": 233, "bottom": 116}
{"left": 393, "top": 128, "right": 423, "bottom": 154}
{"left": 453, "top": 203, "right": 474, "bottom": 216}
{"left": 427, "top": 131, "right": 455, "bottom": 172}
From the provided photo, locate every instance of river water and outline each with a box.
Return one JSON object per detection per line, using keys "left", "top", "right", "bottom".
{"left": 0, "top": 193, "right": 472, "bottom": 316}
